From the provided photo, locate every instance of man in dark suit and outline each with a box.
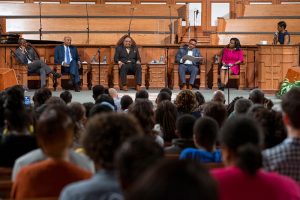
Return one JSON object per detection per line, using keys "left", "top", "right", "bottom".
{"left": 175, "top": 39, "right": 202, "bottom": 90}
{"left": 15, "top": 38, "right": 61, "bottom": 88}
{"left": 114, "top": 36, "right": 142, "bottom": 91}
{"left": 54, "top": 36, "right": 81, "bottom": 92}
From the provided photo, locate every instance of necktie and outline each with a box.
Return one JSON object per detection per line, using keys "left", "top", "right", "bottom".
{"left": 25, "top": 50, "right": 32, "bottom": 61}
{"left": 66, "top": 46, "right": 71, "bottom": 64}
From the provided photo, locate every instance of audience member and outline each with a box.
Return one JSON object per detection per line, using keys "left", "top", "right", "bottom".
{"left": 175, "top": 90, "right": 200, "bottom": 118}
{"left": 135, "top": 89, "right": 149, "bottom": 100}
{"left": 92, "top": 85, "right": 105, "bottom": 101}
{"left": 212, "top": 90, "right": 225, "bottom": 104}
{"left": 108, "top": 88, "right": 121, "bottom": 111}
{"left": 165, "top": 114, "right": 196, "bottom": 154}
{"left": 12, "top": 106, "right": 92, "bottom": 199}
{"left": 180, "top": 117, "right": 221, "bottom": 163}
{"left": 159, "top": 87, "right": 172, "bottom": 97}
{"left": 129, "top": 99, "right": 164, "bottom": 146}
{"left": 212, "top": 117, "right": 300, "bottom": 200}
{"left": 263, "top": 87, "right": 300, "bottom": 183}
{"left": 126, "top": 160, "right": 218, "bottom": 200}
{"left": 155, "top": 92, "right": 171, "bottom": 105}
{"left": 82, "top": 102, "right": 94, "bottom": 118}
{"left": 60, "top": 113, "right": 143, "bottom": 200}
{"left": 202, "top": 102, "right": 227, "bottom": 128}
{"left": 228, "top": 98, "right": 252, "bottom": 118}
{"left": 60, "top": 90, "right": 72, "bottom": 104}
{"left": 249, "top": 88, "right": 265, "bottom": 105}
{"left": 32, "top": 87, "right": 52, "bottom": 109}
{"left": 195, "top": 91, "right": 205, "bottom": 106}
{"left": 226, "top": 96, "right": 243, "bottom": 116}
{"left": 155, "top": 100, "right": 178, "bottom": 143}
{"left": 115, "top": 136, "right": 164, "bottom": 191}
{"left": 120, "top": 95, "right": 133, "bottom": 112}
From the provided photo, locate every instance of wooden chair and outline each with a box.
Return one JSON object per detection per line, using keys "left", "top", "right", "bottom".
{"left": 212, "top": 62, "right": 246, "bottom": 90}
{"left": 55, "top": 64, "right": 88, "bottom": 90}
{"left": 112, "top": 64, "right": 147, "bottom": 90}
{"left": 11, "top": 56, "right": 54, "bottom": 90}
{"left": 172, "top": 63, "right": 206, "bottom": 90}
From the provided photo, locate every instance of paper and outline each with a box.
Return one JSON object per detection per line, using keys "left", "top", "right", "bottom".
{"left": 182, "top": 55, "right": 203, "bottom": 62}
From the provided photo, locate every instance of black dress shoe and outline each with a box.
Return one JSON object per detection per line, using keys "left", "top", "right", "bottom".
{"left": 74, "top": 84, "right": 80, "bottom": 92}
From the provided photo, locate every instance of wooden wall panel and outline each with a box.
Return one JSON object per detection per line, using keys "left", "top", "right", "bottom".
{"left": 244, "top": 4, "right": 300, "bottom": 16}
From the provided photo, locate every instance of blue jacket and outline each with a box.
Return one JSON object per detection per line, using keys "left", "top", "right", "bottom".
{"left": 54, "top": 45, "right": 80, "bottom": 65}
{"left": 175, "top": 45, "right": 201, "bottom": 66}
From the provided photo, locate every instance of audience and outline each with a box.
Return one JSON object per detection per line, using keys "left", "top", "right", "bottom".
{"left": 60, "top": 113, "right": 143, "bottom": 200}
{"left": 155, "top": 91, "right": 171, "bottom": 105}
{"left": 263, "top": 87, "right": 300, "bottom": 183}
{"left": 228, "top": 98, "right": 252, "bottom": 118}
{"left": 212, "top": 117, "right": 300, "bottom": 200}
{"left": 108, "top": 88, "right": 121, "bottom": 111}
{"left": 175, "top": 90, "right": 200, "bottom": 118}
{"left": 11, "top": 105, "right": 92, "bottom": 199}
{"left": 135, "top": 89, "right": 149, "bottom": 100}
{"left": 165, "top": 114, "right": 196, "bottom": 154}
{"left": 32, "top": 87, "right": 52, "bottom": 109}
{"left": 249, "top": 88, "right": 265, "bottom": 105}
{"left": 211, "top": 90, "right": 225, "bottom": 104}
{"left": 92, "top": 85, "right": 105, "bottom": 101}
{"left": 120, "top": 95, "right": 133, "bottom": 112}
{"left": 202, "top": 101, "right": 227, "bottom": 127}
{"left": 180, "top": 117, "right": 222, "bottom": 163}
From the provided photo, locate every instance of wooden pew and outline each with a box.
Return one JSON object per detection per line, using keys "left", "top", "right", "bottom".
{"left": 243, "top": 4, "right": 300, "bottom": 17}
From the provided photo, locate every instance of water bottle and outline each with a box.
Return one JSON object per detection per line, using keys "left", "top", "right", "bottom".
{"left": 159, "top": 55, "right": 165, "bottom": 63}
{"left": 214, "top": 54, "right": 219, "bottom": 64}
{"left": 102, "top": 55, "right": 107, "bottom": 64}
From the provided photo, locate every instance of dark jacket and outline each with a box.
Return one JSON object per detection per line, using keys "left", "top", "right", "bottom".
{"left": 114, "top": 45, "right": 141, "bottom": 64}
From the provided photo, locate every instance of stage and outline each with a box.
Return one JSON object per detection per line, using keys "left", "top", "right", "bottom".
{"left": 25, "top": 88, "right": 282, "bottom": 111}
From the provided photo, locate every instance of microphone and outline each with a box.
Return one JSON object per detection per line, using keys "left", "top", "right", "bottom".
{"left": 128, "top": 7, "right": 135, "bottom": 36}
{"left": 274, "top": 32, "right": 278, "bottom": 37}
{"left": 196, "top": 10, "right": 199, "bottom": 16}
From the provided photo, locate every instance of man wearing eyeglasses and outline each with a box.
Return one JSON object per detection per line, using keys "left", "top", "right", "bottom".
{"left": 175, "top": 39, "right": 202, "bottom": 90}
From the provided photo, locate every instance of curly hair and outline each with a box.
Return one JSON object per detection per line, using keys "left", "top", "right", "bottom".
{"left": 83, "top": 113, "right": 143, "bottom": 169}
{"left": 116, "top": 34, "right": 137, "bottom": 46}
{"left": 155, "top": 100, "right": 178, "bottom": 142}
{"left": 174, "top": 90, "right": 198, "bottom": 114}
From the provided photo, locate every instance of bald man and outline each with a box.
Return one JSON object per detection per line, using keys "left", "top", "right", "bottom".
{"left": 55, "top": 36, "right": 81, "bottom": 92}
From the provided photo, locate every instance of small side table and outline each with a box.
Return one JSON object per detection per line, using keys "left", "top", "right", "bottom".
{"left": 90, "top": 63, "right": 111, "bottom": 88}
{"left": 147, "top": 63, "right": 167, "bottom": 89}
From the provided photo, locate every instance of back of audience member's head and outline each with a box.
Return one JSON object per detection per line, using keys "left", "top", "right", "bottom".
{"left": 67, "top": 102, "right": 86, "bottom": 123}
{"left": 155, "top": 100, "right": 178, "bottom": 142}
{"left": 108, "top": 88, "right": 118, "bottom": 99}
{"left": 89, "top": 102, "right": 114, "bottom": 117}
{"left": 92, "top": 85, "right": 105, "bottom": 100}
{"left": 45, "top": 96, "right": 66, "bottom": 106}
{"left": 234, "top": 98, "right": 253, "bottom": 115}
{"left": 129, "top": 99, "right": 155, "bottom": 136}
{"left": 281, "top": 87, "right": 300, "bottom": 130}
{"left": 155, "top": 92, "right": 171, "bottom": 105}
{"left": 159, "top": 87, "right": 172, "bottom": 97}
{"left": 95, "top": 94, "right": 115, "bottom": 108}
{"left": 126, "top": 159, "right": 218, "bottom": 200}
{"left": 121, "top": 95, "right": 133, "bottom": 111}
{"left": 226, "top": 96, "right": 243, "bottom": 116}
{"left": 249, "top": 89, "right": 265, "bottom": 105}
{"left": 135, "top": 89, "right": 149, "bottom": 100}
{"left": 248, "top": 106, "right": 286, "bottom": 149}
{"left": 212, "top": 90, "right": 225, "bottom": 104}
{"left": 195, "top": 91, "right": 205, "bottom": 106}
{"left": 193, "top": 117, "right": 219, "bottom": 152}
{"left": 60, "top": 90, "right": 72, "bottom": 104}
{"left": 36, "top": 105, "right": 74, "bottom": 158}
{"left": 175, "top": 90, "right": 197, "bottom": 114}
{"left": 203, "top": 102, "right": 227, "bottom": 127}
{"left": 32, "top": 87, "right": 52, "bottom": 108}
{"left": 116, "top": 136, "right": 164, "bottom": 190}
{"left": 83, "top": 113, "right": 143, "bottom": 169}
{"left": 82, "top": 102, "right": 94, "bottom": 118}
{"left": 220, "top": 116, "right": 263, "bottom": 176}
{"left": 176, "top": 114, "right": 196, "bottom": 140}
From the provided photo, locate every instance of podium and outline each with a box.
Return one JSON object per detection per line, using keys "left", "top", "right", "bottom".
{"left": 257, "top": 45, "right": 299, "bottom": 92}
{"left": 0, "top": 68, "right": 18, "bottom": 91}
{"left": 147, "top": 63, "right": 167, "bottom": 89}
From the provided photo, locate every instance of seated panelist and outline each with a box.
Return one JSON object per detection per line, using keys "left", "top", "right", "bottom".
{"left": 114, "top": 35, "right": 142, "bottom": 91}
{"left": 175, "top": 39, "right": 202, "bottom": 90}
{"left": 54, "top": 36, "right": 81, "bottom": 92}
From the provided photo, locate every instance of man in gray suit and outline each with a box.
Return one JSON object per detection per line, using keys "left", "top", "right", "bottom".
{"left": 15, "top": 38, "right": 61, "bottom": 88}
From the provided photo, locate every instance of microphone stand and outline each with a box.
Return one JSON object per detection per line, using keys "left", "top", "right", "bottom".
{"left": 227, "top": 65, "right": 230, "bottom": 104}
{"left": 168, "top": 5, "right": 173, "bottom": 44}
{"left": 85, "top": 4, "right": 90, "bottom": 44}
{"left": 39, "top": 2, "right": 42, "bottom": 40}
{"left": 128, "top": 7, "right": 135, "bottom": 36}
{"left": 165, "top": 46, "right": 169, "bottom": 88}
{"left": 98, "top": 48, "right": 101, "bottom": 86}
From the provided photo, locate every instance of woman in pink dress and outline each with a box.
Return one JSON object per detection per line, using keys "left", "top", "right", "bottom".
{"left": 220, "top": 38, "right": 244, "bottom": 89}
